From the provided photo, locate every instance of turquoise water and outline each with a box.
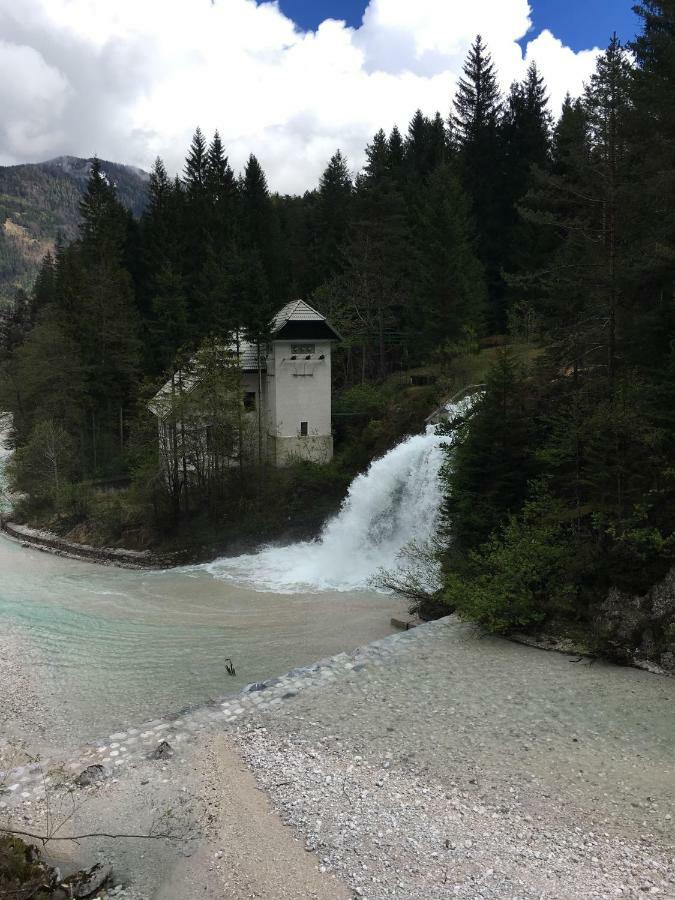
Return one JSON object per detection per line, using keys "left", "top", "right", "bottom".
{"left": 0, "top": 534, "right": 404, "bottom": 750}
{"left": 0, "top": 417, "right": 404, "bottom": 748}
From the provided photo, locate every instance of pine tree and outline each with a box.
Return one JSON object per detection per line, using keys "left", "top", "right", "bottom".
{"left": 315, "top": 150, "right": 353, "bottom": 283}
{"left": 184, "top": 127, "right": 209, "bottom": 194}
{"left": 552, "top": 94, "right": 588, "bottom": 175}
{"left": 409, "top": 164, "right": 486, "bottom": 355}
{"left": 240, "top": 155, "right": 279, "bottom": 336}
{"left": 500, "top": 63, "right": 554, "bottom": 332}
{"left": 453, "top": 36, "right": 504, "bottom": 329}
{"left": 79, "top": 157, "right": 129, "bottom": 260}
{"left": 453, "top": 36, "right": 501, "bottom": 147}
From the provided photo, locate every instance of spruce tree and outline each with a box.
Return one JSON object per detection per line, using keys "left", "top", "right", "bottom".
{"left": 387, "top": 125, "right": 405, "bottom": 183}
{"left": 341, "top": 129, "right": 412, "bottom": 378}
{"left": 409, "top": 164, "right": 486, "bottom": 355}
{"left": 79, "top": 157, "right": 129, "bottom": 261}
{"left": 552, "top": 94, "right": 588, "bottom": 175}
{"left": 453, "top": 36, "right": 504, "bottom": 329}
{"left": 140, "top": 159, "right": 190, "bottom": 370}
{"left": 316, "top": 150, "right": 353, "bottom": 283}
{"left": 501, "top": 63, "right": 552, "bottom": 201}
{"left": 627, "top": 1, "right": 675, "bottom": 366}
{"left": 184, "top": 127, "right": 209, "bottom": 194}
{"left": 500, "top": 63, "right": 553, "bottom": 332}
{"left": 239, "top": 155, "right": 279, "bottom": 337}
{"left": 205, "top": 131, "right": 236, "bottom": 225}
{"left": 453, "top": 36, "right": 501, "bottom": 146}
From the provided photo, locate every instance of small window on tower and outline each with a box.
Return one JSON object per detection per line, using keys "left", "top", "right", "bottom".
{"left": 291, "top": 344, "right": 315, "bottom": 355}
{"left": 244, "top": 391, "right": 256, "bottom": 411}
{"left": 300, "top": 421, "right": 308, "bottom": 436}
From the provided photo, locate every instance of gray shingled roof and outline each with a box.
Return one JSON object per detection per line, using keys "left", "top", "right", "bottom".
{"left": 271, "top": 299, "right": 326, "bottom": 333}
{"left": 149, "top": 336, "right": 261, "bottom": 420}
{"left": 149, "top": 303, "right": 336, "bottom": 418}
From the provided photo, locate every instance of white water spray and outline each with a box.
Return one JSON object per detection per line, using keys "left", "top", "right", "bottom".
{"left": 203, "top": 399, "right": 470, "bottom": 593}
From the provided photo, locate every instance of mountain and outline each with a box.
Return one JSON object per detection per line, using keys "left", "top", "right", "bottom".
{"left": 0, "top": 156, "right": 149, "bottom": 303}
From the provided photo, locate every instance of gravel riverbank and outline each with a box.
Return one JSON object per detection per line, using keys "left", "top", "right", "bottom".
{"left": 1, "top": 618, "right": 673, "bottom": 899}
{"left": 0, "top": 623, "right": 68, "bottom": 770}
{"left": 225, "top": 619, "right": 674, "bottom": 899}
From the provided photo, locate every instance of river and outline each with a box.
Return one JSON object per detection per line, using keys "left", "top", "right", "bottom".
{"left": 0, "top": 412, "right": 456, "bottom": 755}
{"left": 0, "top": 534, "right": 408, "bottom": 751}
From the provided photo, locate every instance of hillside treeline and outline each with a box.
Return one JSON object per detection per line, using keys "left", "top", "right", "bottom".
{"left": 0, "top": 29, "right": 547, "bottom": 489}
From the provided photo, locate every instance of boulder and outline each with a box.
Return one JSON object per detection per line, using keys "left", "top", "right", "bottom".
{"left": 62, "top": 862, "right": 113, "bottom": 898}
{"left": 594, "top": 567, "right": 675, "bottom": 670}
{"left": 74, "top": 764, "right": 105, "bottom": 787}
{"left": 150, "top": 739, "right": 174, "bottom": 760}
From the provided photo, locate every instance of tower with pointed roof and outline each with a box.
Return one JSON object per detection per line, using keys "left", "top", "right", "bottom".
{"left": 148, "top": 300, "right": 341, "bottom": 477}
{"left": 265, "top": 299, "right": 341, "bottom": 465}
{"left": 149, "top": 299, "right": 341, "bottom": 470}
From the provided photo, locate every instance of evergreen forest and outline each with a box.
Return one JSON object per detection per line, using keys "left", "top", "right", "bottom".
{"left": 1, "top": 1, "right": 674, "bottom": 658}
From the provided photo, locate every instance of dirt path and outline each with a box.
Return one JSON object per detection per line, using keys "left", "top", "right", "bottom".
{"left": 157, "top": 734, "right": 351, "bottom": 899}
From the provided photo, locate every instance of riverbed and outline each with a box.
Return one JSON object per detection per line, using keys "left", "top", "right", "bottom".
{"left": 0, "top": 533, "right": 406, "bottom": 757}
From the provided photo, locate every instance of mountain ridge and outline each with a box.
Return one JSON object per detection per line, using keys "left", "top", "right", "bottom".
{"left": 0, "top": 156, "right": 149, "bottom": 303}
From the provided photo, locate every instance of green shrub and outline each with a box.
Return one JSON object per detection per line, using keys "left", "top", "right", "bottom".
{"left": 444, "top": 486, "right": 581, "bottom": 633}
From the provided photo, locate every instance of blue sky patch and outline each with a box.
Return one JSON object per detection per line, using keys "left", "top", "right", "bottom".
{"left": 278, "top": 0, "right": 641, "bottom": 50}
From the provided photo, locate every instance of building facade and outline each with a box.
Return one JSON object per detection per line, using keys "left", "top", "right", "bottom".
{"left": 150, "top": 299, "right": 341, "bottom": 469}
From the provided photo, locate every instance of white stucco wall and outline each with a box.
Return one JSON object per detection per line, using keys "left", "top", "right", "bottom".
{"left": 265, "top": 339, "right": 333, "bottom": 465}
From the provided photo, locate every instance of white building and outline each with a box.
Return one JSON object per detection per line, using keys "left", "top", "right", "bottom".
{"left": 150, "top": 299, "right": 341, "bottom": 468}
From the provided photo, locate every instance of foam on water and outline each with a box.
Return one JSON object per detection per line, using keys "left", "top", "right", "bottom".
{"left": 203, "top": 400, "right": 469, "bottom": 593}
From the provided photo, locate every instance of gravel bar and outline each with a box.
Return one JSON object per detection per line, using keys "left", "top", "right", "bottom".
{"left": 231, "top": 617, "right": 674, "bottom": 899}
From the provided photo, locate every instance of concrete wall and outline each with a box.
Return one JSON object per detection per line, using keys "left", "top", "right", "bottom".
{"left": 269, "top": 434, "right": 333, "bottom": 466}
{"left": 266, "top": 340, "right": 333, "bottom": 465}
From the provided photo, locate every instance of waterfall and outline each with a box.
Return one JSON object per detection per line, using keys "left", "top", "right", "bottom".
{"left": 0, "top": 413, "right": 13, "bottom": 516}
{"left": 203, "top": 399, "right": 470, "bottom": 593}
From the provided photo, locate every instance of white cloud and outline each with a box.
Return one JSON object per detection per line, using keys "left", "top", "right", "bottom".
{"left": 0, "top": 0, "right": 602, "bottom": 192}
{"left": 0, "top": 39, "right": 71, "bottom": 159}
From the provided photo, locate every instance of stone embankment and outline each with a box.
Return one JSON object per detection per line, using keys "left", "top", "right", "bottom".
{"left": 0, "top": 520, "right": 169, "bottom": 569}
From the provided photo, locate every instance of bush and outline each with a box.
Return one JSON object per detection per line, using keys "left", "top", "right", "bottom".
{"left": 444, "top": 487, "right": 581, "bottom": 633}
{"left": 0, "top": 834, "right": 58, "bottom": 899}
{"left": 9, "top": 418, "right": 76, "bottom": 504}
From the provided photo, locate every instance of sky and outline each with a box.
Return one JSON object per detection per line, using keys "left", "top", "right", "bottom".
{"left": 280, "top": 1, "right": 641, "bottom": 50}
{"left": 0, "top": 0, "right": 641, "bottom": 194}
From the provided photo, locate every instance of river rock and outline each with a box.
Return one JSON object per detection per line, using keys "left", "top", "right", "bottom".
{"left": 150, "top": 740, "right": 174, "bottom": 760}
{"left": 74, "top": 764, "right": 105, "bottom": 787}
{"left": 61, "top": 862, "right": 112, "bottom": 898}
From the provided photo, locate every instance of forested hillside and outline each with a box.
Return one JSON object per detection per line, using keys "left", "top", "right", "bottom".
{"left": 438, "top": 2, "right": 675, "bottom": 664}
{"left": 0, "top": 2, "right": 673, "bottom": 659}
{"left": 0, "top": 156, "right": 148, "bottom": 303}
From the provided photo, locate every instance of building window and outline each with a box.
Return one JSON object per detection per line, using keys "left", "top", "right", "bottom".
{"left": 291, "top": 344, "right": 315, "bottom": 355}
{"left": 244, "top": 391, "right": 256, "bottom": 411}
{"left": 300, "top": 421, "right": 308, "bottom": 436}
